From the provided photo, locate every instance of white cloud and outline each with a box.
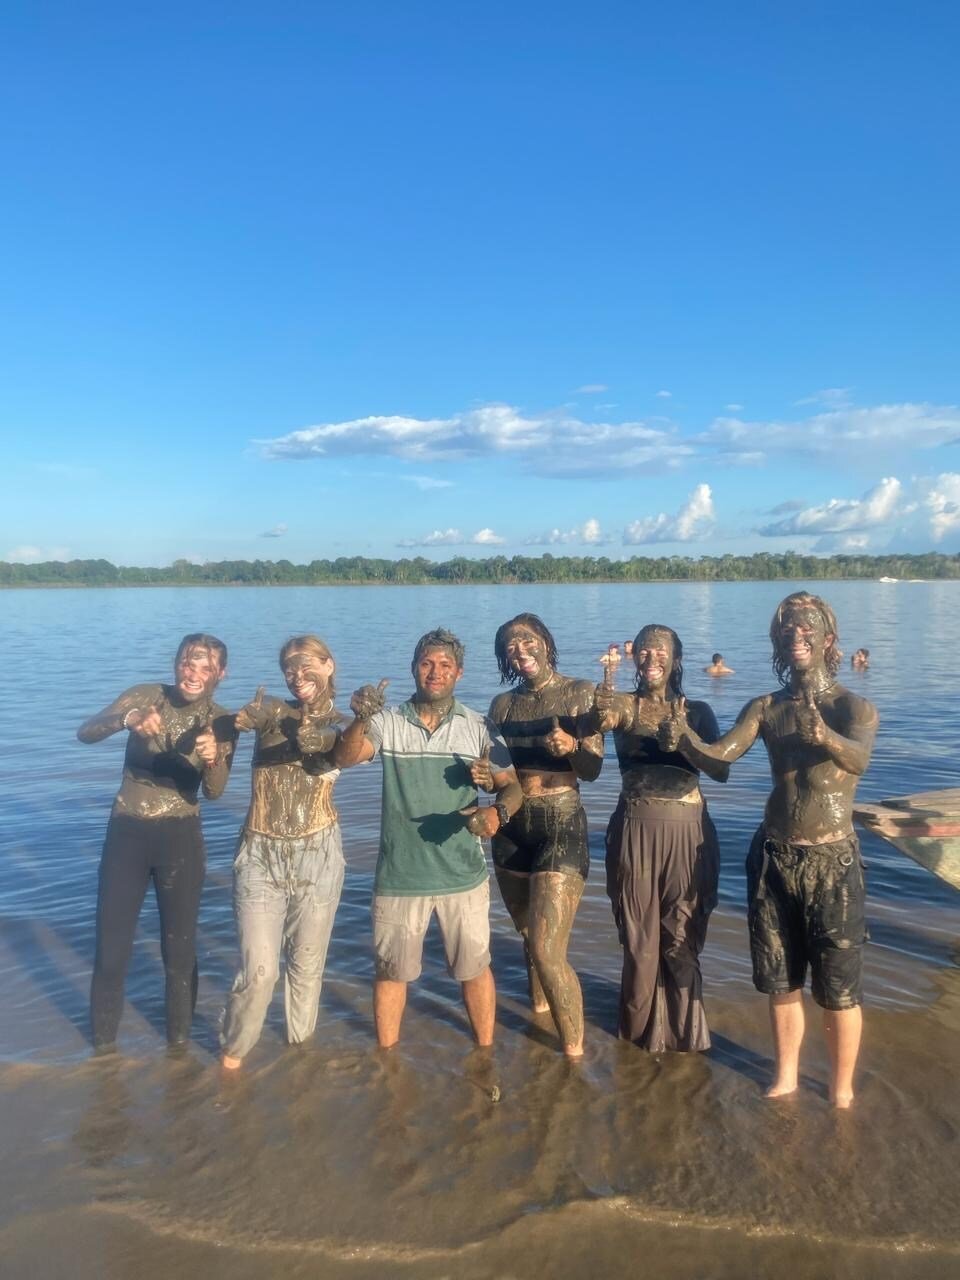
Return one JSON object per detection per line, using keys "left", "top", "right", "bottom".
{"left": 923, "top": 472, "right": 960, "bottom": 541}
{"left": 5, "top": 544, "right": 70, "bottom": 563}
{"left": 757, "top": 478, "right": 904, "bottom": 537}
{"left": 794, "top": 388, "right": 853, "bottom": 409}
{"left": 575, "top": 383, "right": 608, "bottom": 394}
{"left": 725, "top": 403, "right": 743, "bottom": 412}
{"left": 397, "top": 527, "right": 505, "bottom": 548}
{"left": 623, "top": 484, "right": 715, "bottom": 545}
{"left": 655, "top": 389, "right": 672, "bottom": 399}
{"left": 525, "top": 518, "right": 609, "bottom": 546}
{"left": 702, "top": 402, "right": 960, "bottom": 466}
{"left": 401, "top": 475, "right": 454, "bottom": 491}
{"left": 260, "top": 523, "right": 288, "bottom": 538}
{"left": 257, "top": 403, "right": 691, "bottom": 476}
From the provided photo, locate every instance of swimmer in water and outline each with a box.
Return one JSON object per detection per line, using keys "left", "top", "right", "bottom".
{"left": 704, "top": 653, "right": 734, "bottom": 676}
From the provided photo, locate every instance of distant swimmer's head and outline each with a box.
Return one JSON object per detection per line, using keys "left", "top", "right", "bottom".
{"left": 280, "top": 635, "right": 336, "bottom": 705}
{"left": 770, "top": 593, "right": 841, "bottom": 686}
{"left": 174, "top": 633, "right": 227, "bottom": 703}
{"left": 634, "top": 624, "right": 683, "bottom": 697}
{"left": 711, "top": 653, "right": 723, "bottom": 665}
{"left": 495, "top": 613, "right": 558, "bottom": 685}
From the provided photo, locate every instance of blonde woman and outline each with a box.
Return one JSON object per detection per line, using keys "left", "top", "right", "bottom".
{"left": 221, "top": 636, "right": 345, "bottom": 1068}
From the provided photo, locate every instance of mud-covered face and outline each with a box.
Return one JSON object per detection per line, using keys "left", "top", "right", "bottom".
{"left": 282, "top": 651, "right": 334, "bottom": 706}
{"left": 635, "top": 629, "right": 674, "bottom": 691}
{"left": 414, "top": 645, "right": 463, "bottom": 703}
{"left": 503, "top": 624, "right": 551, "bottom": 683}
{"left": 174, "top": 645, "right": 224, "bottom": 703}
{"left": 778, "top": 605, "right": 834, "bottom": 674}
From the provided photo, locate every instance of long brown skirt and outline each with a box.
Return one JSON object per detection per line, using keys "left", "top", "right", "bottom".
{"left": 605, "top": 797, "right": 720, "bottom": 1052}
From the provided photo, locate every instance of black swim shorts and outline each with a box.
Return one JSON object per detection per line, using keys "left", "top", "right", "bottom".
{"left": 492, "top": 790, "right": 589, "bottom": 880}
{"left": 745, "top": 826, "right": 867, "bottom": 1011}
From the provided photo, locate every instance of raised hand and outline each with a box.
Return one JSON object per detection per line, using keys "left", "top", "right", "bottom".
{"left": 593, "top": 673, "right": 620, "bottom": 732}
{"left": 235, "top": 686, "right": 266, "bottom": 733}
{"left": 129, "top": 691, "right": 165, "bottom": 739}
{"left": 470, "top": 744, "right": 495, "bottom": 791}
{"left": 350, "top": 678, "right": 389, "bottom": 722}
{"left": 544, "top": 714, "right": 577, "bottom": 758}
{"left": 459, "top": 804, "right": 500, "bottom": 839}
{"left": 795, "top": 687, "right": 827, "bottom": 745}
{"left": 658, "top": 696, "right": 688, "bottom": 753}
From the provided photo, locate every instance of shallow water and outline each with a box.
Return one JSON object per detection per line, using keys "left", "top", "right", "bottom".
{"left": 1, "top": 581, "right": 958, "bottom": 1278}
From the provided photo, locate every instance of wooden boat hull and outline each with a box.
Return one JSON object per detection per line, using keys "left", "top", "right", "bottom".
{"left": 854, "top": 790, "right": 960, "bottom": 892}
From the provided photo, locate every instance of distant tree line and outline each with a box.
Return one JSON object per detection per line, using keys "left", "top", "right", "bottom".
{"left": 2, "top": 551, "right": 959, "bottom": 587}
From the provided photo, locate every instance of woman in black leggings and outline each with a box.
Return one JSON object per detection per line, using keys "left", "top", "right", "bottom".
{"left": 78, "top": 634, "right": 236, "bottom": 1052}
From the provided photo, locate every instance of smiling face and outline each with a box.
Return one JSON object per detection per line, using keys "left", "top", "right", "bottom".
{"left": 413, "top": 645, "right": 463, "bottom": 704}
{"left": 174, "top": 644, "right": 224, "bottom": 704}
{"left": 282, "top": 649, "right": 334, "bottom": 706}
{"left": 635, "top": 628, "right": 675, "bottom": 692}
{"left": 503, "top": 623, "right": 552, "bottom": 684}
{"left": 777, "top": 604, "right": 835, "bottom": 675}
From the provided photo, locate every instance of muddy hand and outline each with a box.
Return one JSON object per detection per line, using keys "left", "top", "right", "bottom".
{"left": 545, "top": 714, "right": 576, "bottom": 757}
{"left": 195, "top": 720, "right": 219, "bottom": 766}
{"left": 297, "top": 705, "right": 337, "bottom": 755}
{"left": 460, "top": 804, "right": 500, "bottom": 839}
{"left": 470, "top": 744, "right": 495, "bottom": 791}
{"left": 795, "top": 687, "right": 826, "bottom": 744}
{"left": 593, "top": 679, "right": 619, "bottom": 732}
{"left": 235, "top": 686, "right": 266, "bottom": 733}
{"left": 130, "top": 699, "right": 165, "bottom": 739}
{"left": 351, "top": 678, "right": 389, "bottom": 722}
{"left": 658, "top": 697, "right": 687, "bottom": 752}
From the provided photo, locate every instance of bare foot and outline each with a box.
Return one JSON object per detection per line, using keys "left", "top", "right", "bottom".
{"left": 764, "top": 1081, "right": 798, "bottom": 1099}
{"left": 831, "top": 1091, "right": 854, "bottom": 1109}
{"left": 221, "top": 1054, "right": 242, "bottom": 1071}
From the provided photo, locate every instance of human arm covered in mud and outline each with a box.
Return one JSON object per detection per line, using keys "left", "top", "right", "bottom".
{"left": 77, "top": 683, "right": 166, "bottom": 744}
{"left": 196, "top": 705, "right": 237, "bottom": 799}
{"left": 332, "top": 679, "right": 389, "bottom": 767}
{"left": 659, "top": 695, "right": 765, "bottom": 769}
{"left": 586, "top": 662, "right": 631, "bottom": 735}
{"left": 462, "top": 725, "right": 524, "bottom": 838}
{"left": 543, "top": 710, "right": 604, "bottom": 782}
{"left": 793, "top": 688, "right": 878, "bottom": 776}
{"left": 656, "top": 698, "right": 730, "bottom": 783}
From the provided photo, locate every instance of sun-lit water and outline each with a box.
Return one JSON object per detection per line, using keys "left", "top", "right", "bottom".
{"left": 1, "top": 581, "right": 958, "bottom": 1279}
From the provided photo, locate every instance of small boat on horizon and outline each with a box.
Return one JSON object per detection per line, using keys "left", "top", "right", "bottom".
{"left": 878, "top": 576, "right": 898, "bottom": 583}
{"left": 854, "top": 789, "right": 960, "bottom": 891}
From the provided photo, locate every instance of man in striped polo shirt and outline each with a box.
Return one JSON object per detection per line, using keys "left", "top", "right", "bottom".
{"left": 335, "top": 629, "right": 522, "bottom": 1048}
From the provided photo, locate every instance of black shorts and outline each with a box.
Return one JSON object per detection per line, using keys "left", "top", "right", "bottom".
{"left": 492, "top": 791, "right": 589, "bottom": 880}
{"left": 746, "top": 826, "right": 867, "bottom": 1010}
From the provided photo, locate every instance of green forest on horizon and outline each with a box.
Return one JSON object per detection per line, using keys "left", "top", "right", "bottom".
{"left": 2, "top": 551, "right": 959, "bottom": 587}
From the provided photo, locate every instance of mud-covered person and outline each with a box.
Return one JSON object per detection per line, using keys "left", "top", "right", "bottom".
{"left": 333, "top": 629, "right": 522, "bottom": 1049}
{"left": 220, "top": 636, "right": 346, "bottom": 1070}
{"left": 77, "top": 634, "right": 236, "bottom": 1053}
{"left": 659, "top": 593, "right": 878, "bottom": 1107}
{"left": 485, "top": 614, "right": 603, "bottom": 1057}
{"left": 590, "top": 624, "right": 726, "bottom": 1052}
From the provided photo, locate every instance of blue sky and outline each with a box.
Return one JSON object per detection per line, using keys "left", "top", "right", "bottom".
{"left": 2, "top": 2, "right": 958, "bottom": 566}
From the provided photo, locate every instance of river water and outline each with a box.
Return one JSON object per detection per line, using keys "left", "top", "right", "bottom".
{"left": 1, "top": 581, "right": 957, "bottom": 1279}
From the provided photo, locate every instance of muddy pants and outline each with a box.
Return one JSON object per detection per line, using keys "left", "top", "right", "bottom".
{"left": 221, "top": 825, "right": 345, "bottom": 1060}
{"left": 605, "top": 796, "right": 719, "bottom": 1052}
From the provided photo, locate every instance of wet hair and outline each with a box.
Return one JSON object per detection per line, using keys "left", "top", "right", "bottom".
{"left": 175, "top": 632, "right": 227, "bottom": 672}
{"left": 412, "top": 628, "right": 465, "bottom": 673}
{"left": 280, "top": 634, "right": 336, "bottom": 697}
{"left": 769, "top": 592, "right": 842, "bottom": 685}
{"left": 711, "top": 653, "right": 723, "bottom": 664}
{"left": 861, "top": 649, "right": 870, "bottom": 658}
{"left": 494, "top": 613, "right": 558, "bottom": 685}
{"left": 633, "top": 624, "right": 684, "bottom": 697}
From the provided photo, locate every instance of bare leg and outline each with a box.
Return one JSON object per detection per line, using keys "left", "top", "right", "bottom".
{"left": 528, "top": 872, "right": 585, "bottom": 1057}
{"left": 823, "top": 1005, "right": 862, "bottom": 1108}
{"left": 766, "top": 990, "right": 804, "bottom": 1097}
{"left": 461, "top": 967, "right": 496, "bottom": 1047}
{"left": 374, "top": 979, "right": 407, "bottom": 1048}
{"left": 494, "top": 866, "right": 548, "bottom": 1011}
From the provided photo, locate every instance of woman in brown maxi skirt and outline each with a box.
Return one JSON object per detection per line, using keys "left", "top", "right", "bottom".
{"left": 591, "top": 624, "right": 728, "bottom": 1051}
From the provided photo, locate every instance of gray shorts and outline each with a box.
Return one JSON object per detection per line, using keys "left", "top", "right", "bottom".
{"left": 372, "top": 879, "right": 491, "bottom": 983}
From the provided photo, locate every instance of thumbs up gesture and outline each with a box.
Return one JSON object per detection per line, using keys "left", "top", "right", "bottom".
{"left": 470, "top": 743, "right": 496, "bottom": 791}
{"left": 658, "top": 696, "right": 688, "bottom": 753}
{"left": 350, "top": 678, "right": 389, "bottom": 722}
{"left": 235, "top": 686, "right": 267, "bottom": 733}
{"left": 593, "top": 666, "right": 620, "bottom": 732}
{"left": 795, "top": 686, "right": 826, "bottom": 744}
{"left": 545, "top": 714, "right": 577, "bottom": 758}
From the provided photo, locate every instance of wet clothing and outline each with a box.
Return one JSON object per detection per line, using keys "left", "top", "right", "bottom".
{"left": 612, "top": 732, "right": 698, "bottom": 777}
{"left": 372, "top": 880, "right": 491, "bottom": 982}
{"left": 221, "top": 824, "right": 345, "bottom": 1058}
{"left": 605, "top": 796, "right": 720, "bottom": 1051}
{"left": 492, "top": 789, "right": 590, "bottom": 879}
{"left": 366, "top": 699, "right": 512, "bottom": 897}
{"left": 91, "top": 813, "right": 206, "bottom": 1048}
{"left": 746, "top": 826, "right": 866, "bottom": 1010}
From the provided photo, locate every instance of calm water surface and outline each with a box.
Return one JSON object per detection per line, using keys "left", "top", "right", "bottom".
{"left": 1, "top": 582, "right": 958, "bottom": 1279}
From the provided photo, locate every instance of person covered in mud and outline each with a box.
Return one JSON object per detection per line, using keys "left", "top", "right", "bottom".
{"left": 77, "top": 634, "right": 236, "bottom": 1053}
{"left": 483, "top": 614, "right": 603, "bottom": 1057}
{"left": 590, "top": 624, "right": 727, "bottom": 1052}
{"left": 704, "top": 652, "right": 735, "bottom": 676}
{"left": 659, "top": 593, "right": 878, "bottom": 1107}
{"left": 333, "top": 629, "right": 522, "bottom": 1049}
{"left": 220, "top": 636, "right": 346, "bottom": 1070}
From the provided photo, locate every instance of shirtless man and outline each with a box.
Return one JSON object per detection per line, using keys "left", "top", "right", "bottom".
{"left": 659, "top": 593, "right": 878, "bottom": 1106}
{"left": 333, "top": 629, "right": 522, "bottom": 1049}
{"left": 78, "top": 634, "right": 236, "bottom": 1052}
{"left": 484, "top": 614, "right": 603, "bottom": 1056}
{"left": 704, "top": 653, "right": 735, "bottom": 676}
